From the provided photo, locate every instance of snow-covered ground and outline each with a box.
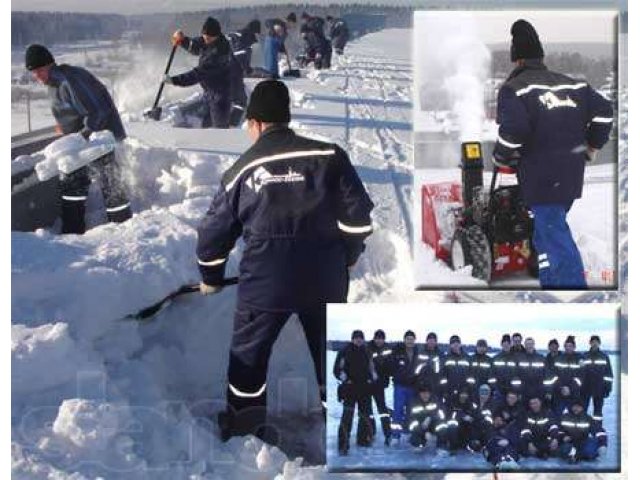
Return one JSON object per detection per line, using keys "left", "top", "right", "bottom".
{"left": 326, "top": 350, "right": 620, "bottom": 472}
{"left": 413, "top": 163, "right": 617, "bottom": 289}
{"left": 11, "top": 28, "right": 627, "bottom": 479}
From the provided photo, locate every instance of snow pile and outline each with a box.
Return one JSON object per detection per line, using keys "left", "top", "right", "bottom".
{"left": 12, "top": 323, "right": 99, "bottom": 397}
{"left": 32, "top": 131, "right": 116, "bottom": 181}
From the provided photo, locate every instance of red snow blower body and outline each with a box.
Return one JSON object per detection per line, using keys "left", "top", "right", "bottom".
{"left": 421, "top": 142, "right": 537, "bottom": 282}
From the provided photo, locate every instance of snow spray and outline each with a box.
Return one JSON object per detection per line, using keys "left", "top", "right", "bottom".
{"left": 416, "top": 13, "right": 491, "bottom": 143}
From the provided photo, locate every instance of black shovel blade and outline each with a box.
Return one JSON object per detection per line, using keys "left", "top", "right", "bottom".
{"left": 283, "top": 69, "right": 301, "bottom": 78}
{"left": 144, "top": 107, "right": 162, "bottom": 121}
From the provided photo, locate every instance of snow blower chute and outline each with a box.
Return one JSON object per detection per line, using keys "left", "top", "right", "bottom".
{"left": 421, "top": 141, "right": 538, "bottom": 283}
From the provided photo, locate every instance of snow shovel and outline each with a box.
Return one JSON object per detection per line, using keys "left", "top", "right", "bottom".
{"left": 282, "top": 52, "right": 301, "bottom": 78}
{"left": 144, "top": 44, "right": 178, "bottom": 121}
{"left": 124, "top": 276, "right": 239, "bottom": 321}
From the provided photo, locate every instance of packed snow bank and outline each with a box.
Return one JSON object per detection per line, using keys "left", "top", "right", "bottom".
{"left": 12, "top": 323, "right": 99, "bottom": 397}
{"left": 11, "top": 209, "right": 205, "bottom": 341}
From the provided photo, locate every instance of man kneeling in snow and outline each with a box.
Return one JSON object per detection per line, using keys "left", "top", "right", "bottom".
{"left": 195, "top": 80, "right": 374, "bottom": 446}
{"left": 558, "top": 398, "right": 608, "bottom": 463}
{"left": 25, "top": 44, "right": 132, "bottom": 234}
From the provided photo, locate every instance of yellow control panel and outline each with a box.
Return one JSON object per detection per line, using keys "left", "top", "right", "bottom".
{"left": 462, "top": 142, "right": 482, "bottom": 161}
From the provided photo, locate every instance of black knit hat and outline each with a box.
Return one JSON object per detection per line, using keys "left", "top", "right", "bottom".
{"left": 202, "top": 17, "right": 222, "bottom": 37}
{"left": 246, "top": 80, "right": 291, "bottom": 123}
{"left": 247, "top": 20, "right": 261, "bottom": 35}
{"left": 404, "top": 330, "right": 416, "bottom": 339}
{"left": 374, "top": 329, "right": 386, "bottom": 340}
{"left": 590, "top": 335, "right": 601, "bottom": 344}
{"left": 565, "top": 335, "right": 576, "bottom": 346}
{"left": 476, "top": 339, "right": 488, "bottom": 348}
{"left": 286, "top": 12, "right": 297, "bottom": 23}
{"left": 450, "top": 335, "right": 461, "bottom": 345}
{"left": 351, "top": 330, "right": 364, "bottom": 340}
{"left": 510, "top": 19, "right": 544, "bottom": 62}
{"left": 548, "top": 338, "right": 559, "bottom": 347}
{"left": 501, "top": 334, "right": 511, "bottom": 345}
{"left": 426, "top": 332, "right": 437, "bottom": 341}
{"left": 417, "top": 382, "right": 432, "bottom": 393}
{"left": 25, "top": 44, "right": 55, "bottom": 70}
{"left": 570, "top": 397, "right": 584, "bottom": 408}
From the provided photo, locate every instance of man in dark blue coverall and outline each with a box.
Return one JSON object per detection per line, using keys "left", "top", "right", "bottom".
{"left": 493, "top": 20, "right": 613, "bottom": 289}
{"left": 195, "top": 80, "right": 374, "bottom": 446}
{"left": 166, "top": 17, "right": 233, "bottom": 128}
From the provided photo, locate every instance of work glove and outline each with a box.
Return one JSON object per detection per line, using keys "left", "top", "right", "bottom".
{"left": 162, "top": 74, "right": 173, "bottom": 85}
{"left": 498, "top": 439, "right": 508, "bottom": 447}
{"left": 527, "top": 443, "right": 538, "bottom": 456}
{"left": 199, "top": 282, "right": 222, "bottom": 295}
{"left": 462, "top": 415, "right": 474, "bottom": 423}
{"left": 572, "top": 143, "right": 598, "bottom": 162}
{"left": 339, "top": 372, "right": 348, "bottom": 382}
{"left": 560, "top": 386, "right": 571, "bottom": 397}
{"left": 549, "top": 439, "right": 559, "bottom": 451}
{"left": 421, "top": 418, "right": 431, "bottom": 429}
{"left": 597, "top": 446, "right": 607, "bottom": 457}
{"left": 172, "top": 30, "right": 185, "bottom": 46}
{"left": 492, "top": 151, "right": 520, "bottom": 169}
{"left": 586, "top": 146, "right": 598, "bottom": 162}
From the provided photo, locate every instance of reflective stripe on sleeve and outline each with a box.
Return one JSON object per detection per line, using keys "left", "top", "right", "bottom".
{"left": 228, "top": 383, "right": 266, "bottom": 398}
{"left": 106, "top": 202, "right": 130, "bottom": 213}
{"left": 497, "top": 134, "right": 522, "bottom": 149}
{"left": 337, "top": 220, "right": 373, "bottom": 234}
{"left": 198, "top": 257, "right": 226, "bottom": 267}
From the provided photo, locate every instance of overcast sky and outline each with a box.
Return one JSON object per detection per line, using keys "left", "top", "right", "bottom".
{"left": 327, "top": 303, "right": 619, "bottom": 350}
{"left": 414, "top": 10, "right": 618, "bottom": 45}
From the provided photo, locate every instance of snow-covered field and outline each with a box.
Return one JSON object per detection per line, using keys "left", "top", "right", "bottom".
{"left": 326, "top": 350, "right": 620, "bottom": 472}
{"left": 413, "top": 163, "right": 617, "bottom": 289}
{"left": 11, "top": 28, "right": 627, "bottom": 479}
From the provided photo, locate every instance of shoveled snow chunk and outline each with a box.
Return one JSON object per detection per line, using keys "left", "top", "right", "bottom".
{"left": 52, "top": 399, "right": 125, "bottom": 450}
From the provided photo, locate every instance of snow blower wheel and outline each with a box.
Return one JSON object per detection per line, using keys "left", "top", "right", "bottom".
{"left": 450, "top": 225, "right": 492, "bottom": 282}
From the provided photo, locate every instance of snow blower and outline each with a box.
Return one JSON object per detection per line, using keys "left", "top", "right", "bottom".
{"left": 421, "top": 141, "right": 537, "bottom": 283}
{"left": 144, "top": 44, "right": 178, "bottom": 121}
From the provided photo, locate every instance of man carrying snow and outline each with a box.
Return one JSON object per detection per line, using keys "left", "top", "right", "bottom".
{"left": 195, "top": 80, "right": 374, "bottom": 443}
{"left": 25, "top": 44, "right": 132, "bottom": 234}
{"left": 493, "top": 20, "right": 613, "bottom": 289}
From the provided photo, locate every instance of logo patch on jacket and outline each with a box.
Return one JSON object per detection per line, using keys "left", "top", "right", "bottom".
{"left": 245, "top": 166, "right": 305, "bottom": 192}
{"left": 538, "top": 91, "right": 577, "bottom": 110}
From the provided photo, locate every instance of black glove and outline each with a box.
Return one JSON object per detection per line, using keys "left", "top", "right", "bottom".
{"left": 492, "top": 150, "right": 520, "bottom": 168}
{"left": 80, "top": 127, "right": 93, "bottom": 140}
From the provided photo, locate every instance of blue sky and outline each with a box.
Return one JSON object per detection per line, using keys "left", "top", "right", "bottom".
{"left": 327, "top": 303, "right": 619, "bottom": 350}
